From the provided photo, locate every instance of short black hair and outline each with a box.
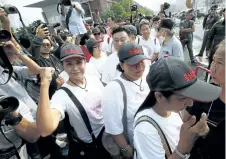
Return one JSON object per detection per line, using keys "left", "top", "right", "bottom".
{"left": 152, "top": 16, "right": 160, "bottom": 22}
{"left": 116, "top": 63, "right": 124, "bottom": 72}
{"left": 112, "top": 27, "right": 131, "bottom": 36}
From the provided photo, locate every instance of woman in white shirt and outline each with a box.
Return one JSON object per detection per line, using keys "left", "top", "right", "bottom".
{"left": 86, "top": 39, "right": 107, "bottom": 76}
{"left": 101, "top": 42, "right": 150, "bottom": 158}
{"left": 36, "top": 43, "right": 111, "bottom": 159}
{"left": 134, "top": 57, "right": 221, "bottom": 159}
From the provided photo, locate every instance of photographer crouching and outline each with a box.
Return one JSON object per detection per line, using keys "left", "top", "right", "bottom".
{"left": 0, "top": 7, "right": 54, "bottom": 159}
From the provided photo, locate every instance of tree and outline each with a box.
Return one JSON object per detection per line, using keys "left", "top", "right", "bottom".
{"left": 101, "top": 0, "right": 152, "bottom": 21}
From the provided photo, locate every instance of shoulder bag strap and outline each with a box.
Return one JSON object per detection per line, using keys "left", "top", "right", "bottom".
{"left": 59, "top": 87, "right": 96, "bottom": 142}
{"left": 65, "top": 6, "right": 73, "bottom": 30}
{"left": 114, "top": 79, "right": 129, "bottom": 144}
{"left": 135, "top": 115, "right": 172, "bottom": 159}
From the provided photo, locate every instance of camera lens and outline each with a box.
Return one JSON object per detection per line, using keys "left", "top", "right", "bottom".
{"left": 0, "top": 30, "right": 11, "bottom": 43}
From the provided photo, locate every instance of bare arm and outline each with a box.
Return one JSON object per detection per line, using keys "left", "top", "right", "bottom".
{"left": 151, "top": 53, "right": 158, "bottom": 63}
{"left": 5, "top": 41, "right": 42, "bottom": 76}
{"left": 12, "top": 112, "right": 40, "bottom": 143}
{"left": 36, "top": 68, "right": 61, "bottom": 137}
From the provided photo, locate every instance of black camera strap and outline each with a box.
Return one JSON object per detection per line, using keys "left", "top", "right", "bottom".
{"left": 0, "top": 126, "right": 25, "bottom": 159}
{"left": 0, "top": 46, "right": 13, "bottom": 85}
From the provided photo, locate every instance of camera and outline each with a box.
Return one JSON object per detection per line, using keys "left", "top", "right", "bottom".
{"left": 0, "top": 4, "right": 18, "bottom": 14}
{"left": 0, "top": 30, "right": 12, "bottom": 43}
{"left": 131, "top": 4, "right": 138, "bottom": 12}
{"left": 0, "top": 95, "right": 19, "bottom": 121}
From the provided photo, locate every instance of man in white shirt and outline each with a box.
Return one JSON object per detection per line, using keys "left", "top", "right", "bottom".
{"left": 101, "top": 27, "right": 130, "bottom": 85}
{"left": 137, "top": 20, "right": 161, "bottom": 63}
{"left": 65, "top": 1, "right": 87, "bottom": 44}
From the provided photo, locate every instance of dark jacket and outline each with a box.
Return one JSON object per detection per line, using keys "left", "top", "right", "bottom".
{"left": 203, "top": 14, "right": 220, "bottom": 30}
{"left": 206, "top": 19, "right": 225, "bottom": 51}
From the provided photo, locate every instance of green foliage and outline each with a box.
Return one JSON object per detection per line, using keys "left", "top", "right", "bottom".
{"left": 101, "top": 0, "right": 152, "bottom": 20}
{"left": 15, "top": 20, "right": 40, "bottom": 36}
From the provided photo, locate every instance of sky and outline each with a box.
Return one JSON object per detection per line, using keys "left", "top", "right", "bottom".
{"left": 2, "top": 0, "right": 175, "bottom": 27}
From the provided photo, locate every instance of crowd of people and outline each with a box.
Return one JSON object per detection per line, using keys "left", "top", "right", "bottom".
{"left": 0, "top": 1, "right": 225, "bottom": 159}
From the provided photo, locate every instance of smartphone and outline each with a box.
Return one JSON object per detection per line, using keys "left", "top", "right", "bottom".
{"left": 48, "top": 25, "right": 54, "bottom": 34}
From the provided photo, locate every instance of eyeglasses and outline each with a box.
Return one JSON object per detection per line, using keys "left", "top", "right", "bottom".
{"left": 94, "top": 33, "right": 101, "bottom": 36}
{"left": 211, "top": 9, "right": 216, "bottom": 11}
{"left": 42, "top": 43, "right": 51, "bottom": 47}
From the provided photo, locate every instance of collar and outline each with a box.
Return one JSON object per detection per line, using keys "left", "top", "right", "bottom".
{"left": 163, "top": 35, "right": 175, "bottom": 46}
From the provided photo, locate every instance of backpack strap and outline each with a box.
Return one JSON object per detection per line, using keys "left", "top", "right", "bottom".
{"left": 59, "top": 87, "right": 96, "bottom": 143}
{"left": 135, "top": 115, "right": 172, "bottom": 159}
{"left": 114, "top": 79, "right": 129, "bottom": 144}
{"left": 65, "top": 6, "right": 73, "bottom": 30}
{"left": 138, "top": 37, "right": 140, "bottom": 44}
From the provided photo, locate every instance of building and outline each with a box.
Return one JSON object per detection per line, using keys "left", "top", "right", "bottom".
{"left": 24, "top": 0, "right": 116, "bottom": 24}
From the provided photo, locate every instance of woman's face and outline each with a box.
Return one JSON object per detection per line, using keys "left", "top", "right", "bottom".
{"left": 63, "top": 58, "right": 86, "bottom": 81}
{"left": 93, "top": 44, "right": 101, "bottom": 58}
{"left": 210, "top": 48, "right": 225, "bottom": 86}
{"left": 121, "top": 61, "right": 145, "bottom": 81}
{"left": 159, "top": 93, "right": 193, "bottom": 113}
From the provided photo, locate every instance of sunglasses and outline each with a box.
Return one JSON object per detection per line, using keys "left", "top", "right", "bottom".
{"left": 94, "top": 33, "right": 101, "bottom": 36}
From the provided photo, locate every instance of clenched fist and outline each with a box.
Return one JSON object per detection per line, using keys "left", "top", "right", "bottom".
{"left": 40, "top": 67, "right": 55, "bottom": 84}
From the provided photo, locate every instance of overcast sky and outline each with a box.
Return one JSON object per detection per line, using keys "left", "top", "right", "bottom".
{"left": 2, "top": 0, "right": 175, "bottom": 27}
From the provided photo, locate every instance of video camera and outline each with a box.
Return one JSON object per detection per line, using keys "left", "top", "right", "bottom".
{"left": 131, "top": 4, "right": 138, "bottom": 12}
{"left": 0, "top": 4, "right": 18, "bottom": 14}
{"left": 0, "top": 96, "right": 19, "bottom": 122}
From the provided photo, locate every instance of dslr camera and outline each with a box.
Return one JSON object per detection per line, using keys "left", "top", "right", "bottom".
{"left": 0, "top": 95, "right": 19, "bottom": 122}
{"left": 0, "top": 4, "right": 18, "bottom": 14}
{"left": 131, "top": 4, "right": 138, "bottom": 12}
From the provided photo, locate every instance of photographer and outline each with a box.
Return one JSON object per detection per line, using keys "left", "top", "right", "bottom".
{"left": 0, "top": 9, "right": 44, "bottom": 158}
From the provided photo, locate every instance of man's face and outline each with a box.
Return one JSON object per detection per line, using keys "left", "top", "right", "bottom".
{"left": 94, "top": 31, "right": 101, "bottom": 41}
{"left": 186, "top": 13, "right": 192, "bottom": 20}
{"left": 140, "top": 24, "right": 151, "bottom": 39}
{"left": 40, "top": 39, "right": 51, "bottom": 54}
{"left": 107, "top": 18, "right": 114, "bottom": 27}
{"left": 210, "top": 8, "right": 217, "bottom": 15}
{"left": 113, "top": 31, "right": 130, "bottom": 52}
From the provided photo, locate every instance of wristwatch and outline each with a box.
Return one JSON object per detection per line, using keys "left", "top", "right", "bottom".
{"left": 175, "top": 148, "right": 190, "bottom": 159}
{"left": 5, "top": 113, "right": 23, "bottom": 126}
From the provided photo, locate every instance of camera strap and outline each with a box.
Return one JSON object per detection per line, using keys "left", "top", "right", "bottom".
{"left": 0, "top": 126, "right": 25, "bottom": 159}
{"left": 0, "top": 46, "right": 13, "bottom": 85}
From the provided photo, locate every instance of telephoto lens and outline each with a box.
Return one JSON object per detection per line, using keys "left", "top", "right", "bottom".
{"left": 0, "top": 95, "right": 19, "bottom": 121}
{"left": 0, "top": 30, "right": 11, "bottom": 43}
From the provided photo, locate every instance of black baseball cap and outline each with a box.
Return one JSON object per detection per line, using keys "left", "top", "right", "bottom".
{"left": 86, "top": 39, "right": 102, "bottom": 55}
{"left": 118, "top": 42, "right": 149, "bottom": 65}
{"left": 158, "top": 18, "right": 174, "bottom": 30}
{"left": 146, "top": 57, "right": 221, "bottom": 102}
{"left": 60, "top": 43, "right": 84, "bottom": 61}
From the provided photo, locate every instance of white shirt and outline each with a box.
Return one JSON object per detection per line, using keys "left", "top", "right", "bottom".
{"left": 0, "top": 66, "right": 37, "bottom": 118}
{"left": 101, "top": 75, "right": 150, "bottom": 145}
{"left": 101, "top": 35, "right": 111, "bottom": 53}
{"left": 106, "top": 38, "right": 115, "bottom": 54}
{"left": 138, "top": 36, "right": 161, "bottom": 58}
{"left": 68, "top": 2, "right": 87, "bottom": 35}
{"left": 101, "top": 52, "right": 120, "bottom": 84}
{"left": 89, "top": 52, "right": 107, "bottom": 75}
{"left": 0, "top": 66, "right": 34, "bottom": 159}
{"left": 50, "top": 74, "right": 104, "bottom": 143}
{"left": 134, "top": 109, "right": 183, "bottom": 159}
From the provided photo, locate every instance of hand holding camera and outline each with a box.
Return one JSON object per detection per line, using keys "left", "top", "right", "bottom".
{"left": 36, "top": 24, "right": 49, "bottom": 38}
